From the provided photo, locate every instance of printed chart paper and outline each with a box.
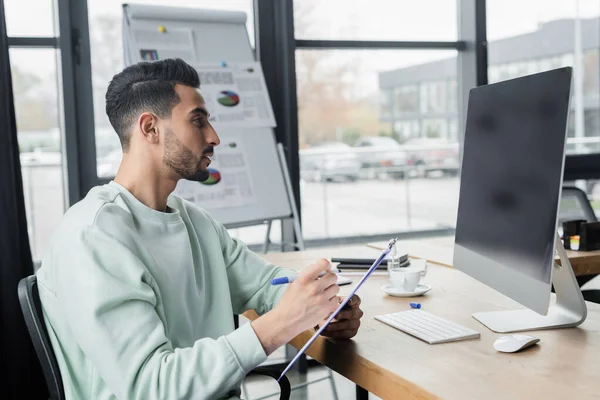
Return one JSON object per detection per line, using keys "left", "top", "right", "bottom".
{"left": 173, "top": 137, "right": 256, "bottom": 210}
{"left": 194, "top": 62, "right": 276, "bottom": 129}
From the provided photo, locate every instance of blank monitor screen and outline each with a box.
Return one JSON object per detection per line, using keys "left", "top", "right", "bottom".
{"left": 453, "top": 67, "right": 572, "bottom": 315}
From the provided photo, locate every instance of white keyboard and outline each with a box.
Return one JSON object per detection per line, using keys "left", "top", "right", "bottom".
{"left": 374, "top": 310, "right": 481, "bottom": 344}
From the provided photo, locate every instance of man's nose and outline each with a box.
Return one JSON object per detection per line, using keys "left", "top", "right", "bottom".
{"left": 206, "top": 125, "right": 220, "bottom": 147}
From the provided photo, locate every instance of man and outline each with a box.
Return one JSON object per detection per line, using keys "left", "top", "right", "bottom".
{"left": 36, "top": 58, "right": 363, "bottom": 399}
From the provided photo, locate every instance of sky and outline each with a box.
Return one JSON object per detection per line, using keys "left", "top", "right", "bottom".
{"left": 4, "top": 1, "right": 600, "bottom": 98}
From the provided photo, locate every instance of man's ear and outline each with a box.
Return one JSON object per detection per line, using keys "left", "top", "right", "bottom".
{"left": 138, "top": 112, "right": 160, "bottom": 144}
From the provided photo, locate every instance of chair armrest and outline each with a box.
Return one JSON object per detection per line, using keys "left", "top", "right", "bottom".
{"left": 247, "top": 366, "right": 291, "bottom": 400}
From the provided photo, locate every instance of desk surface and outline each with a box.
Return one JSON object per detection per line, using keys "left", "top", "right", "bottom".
{"left": 251, "top": 245, "right": 600, "bottom": 400}
{"left": 368, "top": 236, "right": 600, "bottom": 276}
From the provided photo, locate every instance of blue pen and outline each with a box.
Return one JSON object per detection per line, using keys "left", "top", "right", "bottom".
{"left": 410, "top": 302, "right": 421, "bottom": 309}
{"left": 271, "top": 269, "right": 341, "bottom": 285}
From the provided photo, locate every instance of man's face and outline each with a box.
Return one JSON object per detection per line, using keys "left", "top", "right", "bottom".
{"left": 161, "top": 84, "right": 220, "bottom": 182}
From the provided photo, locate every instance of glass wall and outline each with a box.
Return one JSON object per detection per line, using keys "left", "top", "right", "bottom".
{"left": 487, "top": 0, "right": 600, "bottom": 217}
{"left": 5, "top": 1, "right": 65, "bottom": 262}
{"left": 294, "top": 0, "right": 460, "bottom": 240}
{"left": 10, "top": 0, "right": 600, "bottom": 257}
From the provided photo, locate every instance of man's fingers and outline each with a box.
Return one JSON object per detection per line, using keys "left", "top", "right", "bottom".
{"left": 324, "top": 329, "right": 359, "bottom": 339}
{"left": 300, "top": 259, "right": 332, "bottom": 281}
{"left": 316, "top": 271, "right": 339, "bottom": 291}
{"left": 349, "top": 295, "right": 361, "bottom": 307}
{"left": 345, "top": 295, "right": 361, "bottom": 307}
{"left": 341, "top": 295, "right": 361, "bottom": 309}
{"left": 336, "top": 308, "right": 363, "bottom": 321}
{"left": 319, "top": 295, "right": 362, "bottom": 339}
{"left": 324, "top": 319, "right": 361, "bottom": 332}
{"left": 323, "top": 282, "right": 340, "bottom": 300}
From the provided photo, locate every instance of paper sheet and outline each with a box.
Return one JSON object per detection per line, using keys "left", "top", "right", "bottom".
{"left": 173, "top": 136, "right": 256, "bottom": 209}
{"left": 277, "top": 239, "right": 397, "bottom": 381}
{"left": 194, "top": 62, "right": 277, "bottom": 129}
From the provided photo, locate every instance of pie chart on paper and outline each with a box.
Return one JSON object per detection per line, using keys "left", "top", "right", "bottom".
{"left": 201, "top": 168, "right": 222, "bottom": 185}
{"left": 217, "top": 90, "right": 240, "bottom": 107}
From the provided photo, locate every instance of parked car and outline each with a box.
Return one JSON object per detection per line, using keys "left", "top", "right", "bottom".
{"left": 402, "top": 138, "right": 460, "bottom": 177}
{"left": 353, "top": 136, "right": 409, "bottom": 179}
{"left": 300, "top": 142, "right": 361, "bottom": 182}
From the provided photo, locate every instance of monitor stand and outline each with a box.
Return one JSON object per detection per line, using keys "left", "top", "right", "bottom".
{"left": 472, "top": 233, "right": 588, "bottom": 333}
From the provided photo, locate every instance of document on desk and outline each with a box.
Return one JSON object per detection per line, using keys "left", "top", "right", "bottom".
{"left": 278, "top": 238, "right": 397, "bottom": 381}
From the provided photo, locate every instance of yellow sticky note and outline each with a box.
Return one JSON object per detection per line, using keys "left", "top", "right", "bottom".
{"left": 158, "top": 25, "right": 166, "bottom": 33}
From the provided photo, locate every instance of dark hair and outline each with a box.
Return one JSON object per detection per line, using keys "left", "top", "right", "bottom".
{"left": 105, "top": 58, "right": 200, "bottom": 151}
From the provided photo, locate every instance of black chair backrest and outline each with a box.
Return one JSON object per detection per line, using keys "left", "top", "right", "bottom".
{"left": 560, "top": 186, "right": 598, "bottom": 224}
{"left": 18, "top": 275, "right": 65, "bottom": 400}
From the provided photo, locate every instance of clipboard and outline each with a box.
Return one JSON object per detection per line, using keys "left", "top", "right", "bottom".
{"left": 277, "top": 238, "right": 397, "bottom": 381}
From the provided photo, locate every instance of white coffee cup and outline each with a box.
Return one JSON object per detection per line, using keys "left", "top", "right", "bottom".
{"left": 389, "top": 267, "right": 422, "bottom": 292}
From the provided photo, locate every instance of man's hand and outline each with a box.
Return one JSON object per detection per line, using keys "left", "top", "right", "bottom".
{"left": 252, "top": 259, "right": 340, "bottom": 355}
{"left": 318, "top": 295, "right": 363, "bottom": 339}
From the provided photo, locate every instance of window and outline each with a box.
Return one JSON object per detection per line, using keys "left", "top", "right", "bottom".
{"left": 488, "top": 1, "right": 600, "bottom": 156}
{"left": 422, "top": 119, "right": 447, "bottom": 139}
{"left": 293, "top": 0, "right": 457, "bottom": 41}
{"left": 380, "top": 90, "right": 392, "bottom": 120}
{"left": 394, "top": 120, "right": 420, "bottom": 138}
{"left": 449, "top": 118, "right": 459, "bottom": 140}
{"left": 420, "top": 81, "right": 448, "bottom": 115}
{"left": 88, "top": 0, "right": 255, "bottom": 178}
{"left": 395, "top": 85, "right": 419, "bottom": 116}
{"left": 584, "top": 49, "right": 599, "bottom": 95}
{"left": 487, "top": 0, "right": 600, "bottom": 217}
{"left": 4, "top": 0, "right": 57, "bottom": 36}
{"left": 448, "top": 80, "right": 457, "bottom": 116}
{"left": 296, "top": 49, "right": 460, "bottom": 238}
{"left": 10, "top": 48, "right": 65, "bottom": 261}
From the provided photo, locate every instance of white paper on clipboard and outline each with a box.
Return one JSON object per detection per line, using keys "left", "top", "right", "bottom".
{"left": 277, "top": 238, "right": 397, "bottom": 381}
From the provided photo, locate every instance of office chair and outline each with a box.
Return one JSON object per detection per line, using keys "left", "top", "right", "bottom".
{"left": 560, "top": 186, "right": 600, "bottom": 303}
{"left": 18, "top": 275, "right": 65, "bottom": 400}
{"left": 18, "top": 275, "right": 291, "bottom": 400}
{"left": 560, "top": 186, "right": 598, "bottom": 224}
{"left": 235, "top": 314, "right": 339, "bottom": 400}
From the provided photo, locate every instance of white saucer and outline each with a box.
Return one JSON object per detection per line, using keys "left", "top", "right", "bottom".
{"left": 381, "top": 284, "right": 432, "bottom": 297}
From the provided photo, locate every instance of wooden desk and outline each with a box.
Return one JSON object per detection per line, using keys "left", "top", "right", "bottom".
{"left": 248, "top": 246, "right": 600, "bottom": 400}
{"left": 368, "top": 237, "right": 600, "bottom": 276}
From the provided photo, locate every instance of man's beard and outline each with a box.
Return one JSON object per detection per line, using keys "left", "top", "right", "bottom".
{"left": 163, "top": 127, "right": 212, "bottom": 182}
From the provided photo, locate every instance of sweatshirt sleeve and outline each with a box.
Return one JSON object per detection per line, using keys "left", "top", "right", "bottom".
{"left": 206, "top": 214, "right": 293, "bottom": 316}
{"left": 50, "top": 225, "right": 267, "bottom": 400}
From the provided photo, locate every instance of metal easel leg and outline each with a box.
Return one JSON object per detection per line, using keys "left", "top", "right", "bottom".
{"left": 263, "top": 220, "right": 273, "bottom": 253}
{"left": 276, "top": 143, "right": 305, "bottom": 251}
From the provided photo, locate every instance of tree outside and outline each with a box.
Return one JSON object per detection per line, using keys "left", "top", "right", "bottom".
{"left": 294, "top": 0, "right": 391, "bottom": 148}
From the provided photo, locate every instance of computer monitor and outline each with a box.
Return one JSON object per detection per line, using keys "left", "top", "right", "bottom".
{"left": 453, "top": 67, "right": 587, "bottom": 333}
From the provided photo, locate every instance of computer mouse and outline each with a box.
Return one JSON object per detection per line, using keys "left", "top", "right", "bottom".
{"left": 493, "top": 334, "right": 540, "bottom": 353}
